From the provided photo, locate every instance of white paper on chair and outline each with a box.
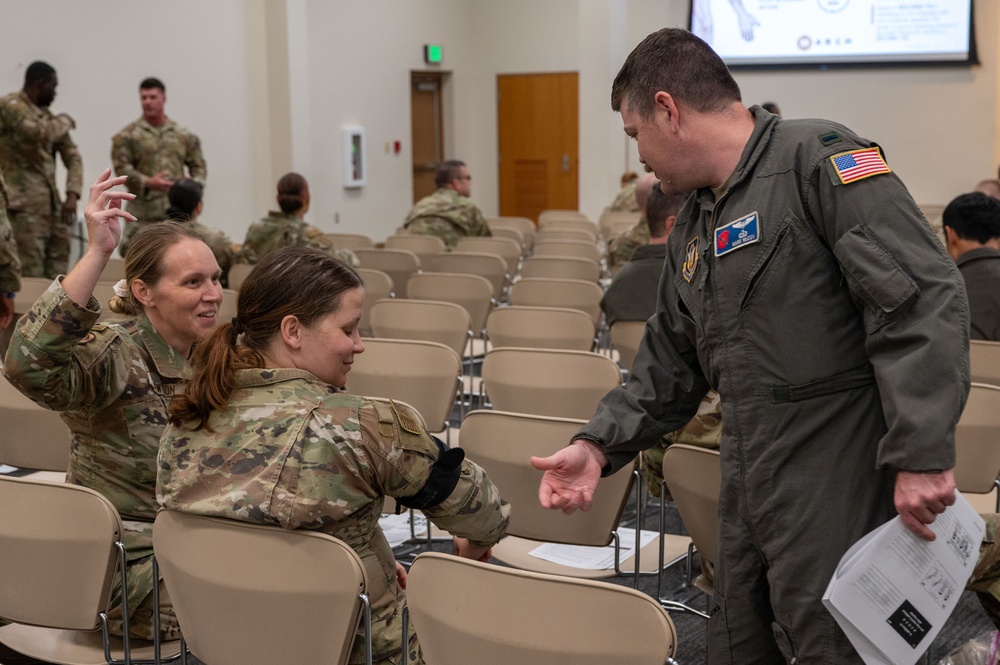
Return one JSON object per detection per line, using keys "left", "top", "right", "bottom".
{"left": 822, "top": 491, "right": 984, "bottom": 665}
{"left": 0, "top": 465, "right": 18, "bottom": 474}
{"left": 527, "top": 528, "right": 658, "bottom": 570}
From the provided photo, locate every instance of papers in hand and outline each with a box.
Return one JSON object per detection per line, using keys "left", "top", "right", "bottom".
{"left": 823, "top": 491, "right": 985, "bottom": 665}
{"left": 527, "top": 528, "right": 658, "bottom": 570}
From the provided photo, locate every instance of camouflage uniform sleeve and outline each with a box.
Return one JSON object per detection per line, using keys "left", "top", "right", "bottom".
{"left": 0, "top": 96, "right": 74, "bottom": 144}
{"left": 361, "top": 399, "right": 510, "bottom": 548}
{"left": 0, "top": 177, "right": 20, "bottom": 293}
{"left": 55, "top": 131, "right": 83, "bottom": 197}
{"left": 302, "top": 223, "right": 360, "bottom": 267}
{"left": 185, "top": 131, "right": 207, "bottom": 185}
{"left": 111, "top": 129, "right": 147, "bottom": 195}
{"left": 2, "top": 280, "right": 130, "bottom": 412}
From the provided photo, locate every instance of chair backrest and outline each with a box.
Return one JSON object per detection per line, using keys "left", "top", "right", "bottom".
{"left": 954, "top": 382, "right": 1000, "bottom": 493}
{"left": 12, "top": 276, "right": 52, "bottom": 315}
{"left": 406, "top": 552, "right": 677, "bottom": 665}
{"left": 662, "top": 444, "right": 721, "bottom": 571}
{"left": 407, "top": 272, "right": 494, "bottom": 334}
{"left": 228, "top": 263, "right": 254, "bottom": 291}
{"left": 538, "top": 210, "right": 589, "bottom": 225}
{"left": 0, "top": 476, "right": 121, "bottom": 629}
{"left": 610, "top": 320, "right": 647, "bottom": 372}
{"left": 429, "top": 252, "right": 508, "bottom": 300}
{"left": 599, "top": 211, "right": 641, "bottom": 237}
{"left": 970, "top": 340, "right": 1000, "bottom": 386}
{"left": 535, "top": 228, "right": 597, "bottom": 244}
{"left": 486, "top": 217, "right": 536, "bottom": 248}
{"left": 326, "top": 232, "right": 375, "bottom": 251}
{"left": 357, "top": 268, "right": 395, "bottom": 336}
{"left": 482, "top": 348, "right": 621, "bottom": 420}
{"left": 520, "top": 256, "right": 600, "bottom": 282}
{"left": 97, "top": 258, "right": 127, "bottom": 283}
{"left": 347, "top": 338, "right": 461, "bottom": 431}
{"left": 486, "top": 306, "right": 594, "bottom": 351}
{"left": 509, "top": 278, "right": 604, "bottom": 325}
{"left": 455, "top": 237, "right": 522, "bottom": 273}
{"left": 154, "top": 510, "right": 367, "bottom": 665}
{"left": 385, "top": 234, "right": 447, "bottom": 268}
{"left": 486, "top": 225, "right": 525, "bottom": 249}
{"left": 354, "top": 248, "right": 421, "bottom": 298}
{"left": 459, "top": 410, "right": 632, "bottom": 544}
{"left": 539, "top": 219, "right": 599, "bottom": 242}
{"left": 0, "top": 375, "right": 71, "bottom": 471}
{"left": 370, "top": 298, "right": 471, "bottom": 358}
{"left": 532, "top": 240, "right": 600, "bottom": 263}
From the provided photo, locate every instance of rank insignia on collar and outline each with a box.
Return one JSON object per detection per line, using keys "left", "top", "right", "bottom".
{"left": 715, "top": 211, "right": 760, "bottom": 257}
{"left": 682, "top": 237, "right": 699, "bottom": 283}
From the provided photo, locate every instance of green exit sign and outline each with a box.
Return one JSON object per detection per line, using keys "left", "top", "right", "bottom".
{"left": 424, "top": 44, "right": 443, "bottom": 64}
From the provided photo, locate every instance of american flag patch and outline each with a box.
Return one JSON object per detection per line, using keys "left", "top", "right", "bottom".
{"left": 830, "top": 147, "right": 891, "bottom": 185}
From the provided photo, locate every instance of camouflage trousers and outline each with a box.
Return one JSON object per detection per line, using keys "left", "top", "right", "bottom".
{"left": 106, "top": 553, "right": 180, "bottom": 640}
{"left": 9, "top": 208, "right": 69, "bottom": 279}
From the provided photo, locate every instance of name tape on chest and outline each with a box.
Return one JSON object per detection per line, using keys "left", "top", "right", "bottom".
{"left": 714, "top": 211, "right": 760, "bottom": 258}
{"left": 830, "top": 147, "right": 891, "bottom": 185}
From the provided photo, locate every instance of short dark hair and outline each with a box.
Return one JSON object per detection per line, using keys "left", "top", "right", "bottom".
{"left": 943, "top": 192, "right": 1000, "bottom": 244}
{"left": 139, "top": 77, "right": 165, "bottom": 93}
{"left": 645, "top": 186, "right": 689, "bottom": 238}
{"left": 165, "top": 179, "right": 204, "bottom": 220}
{"left": 611, "top": 28, "right": 741, "bottom": 119}
{"left": 435, "top": 160, "right": 466, "bottom": 188}
{"left": 24, "top": 61, "right": 56, "bottom": 86}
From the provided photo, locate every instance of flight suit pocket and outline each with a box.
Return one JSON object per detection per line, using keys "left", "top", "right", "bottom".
{"left": 834, "top": 225, "right": 918, "bottom": 334}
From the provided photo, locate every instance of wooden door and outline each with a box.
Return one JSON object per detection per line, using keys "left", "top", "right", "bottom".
{"left": 497, "top": 72, "right": 579, "bottom": 223}
{"left": 411, "top": 72, "right": 446, "bottom": 203}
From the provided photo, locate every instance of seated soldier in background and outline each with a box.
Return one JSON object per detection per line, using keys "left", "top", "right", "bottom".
{"left": 164, "top": 179, "right": 239, "bottom": 288}
{"left": 606, "top": 173, "right": 658, "bottom": 270}
{"left": 604, "top": 171, "right": 640, "bottom": 214}
{"left": 942, "top": 192, "right": 1000, "bottom": 340}
{"left": 404, "top": 160, "right": 490, "bottom": 249}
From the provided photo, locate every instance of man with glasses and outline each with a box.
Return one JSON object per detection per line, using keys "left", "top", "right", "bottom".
{"left": 404, "top": 159, "right": 490, "bottom": 249}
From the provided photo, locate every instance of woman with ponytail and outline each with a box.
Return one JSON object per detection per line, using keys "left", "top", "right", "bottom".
{"left": 158, "top": 246, "right": 509, "bottom": 665}
{"left": 3, "top": 168, "right": 223, "bottom": 642}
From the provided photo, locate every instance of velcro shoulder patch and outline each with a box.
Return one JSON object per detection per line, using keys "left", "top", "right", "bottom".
{"left": 391, "top": 399, "right": 424, "bottom": 435}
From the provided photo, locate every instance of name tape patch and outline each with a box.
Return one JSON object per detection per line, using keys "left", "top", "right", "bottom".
{"left": 715, "top": 211, "right": 760, "bottom": 257}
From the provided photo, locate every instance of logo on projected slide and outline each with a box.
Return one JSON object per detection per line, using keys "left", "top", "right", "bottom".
{"left": 817, "top": 0, "right": 850, "bottom": 13}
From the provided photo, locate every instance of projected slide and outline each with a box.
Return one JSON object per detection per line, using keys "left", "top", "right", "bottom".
{"left": 691, "top": 0, "right": 973, "bottom": 67}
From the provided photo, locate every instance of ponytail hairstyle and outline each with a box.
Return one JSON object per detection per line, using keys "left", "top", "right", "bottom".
{"left": 108, "top": 220, "right": 205, "bottom": 316}
{"left": 276, "top": 172, "right": 308, "bottom": 215}
{"left": 164, "top": 178, "right": 203, "bottom": 222}
{"left": 169, "top": 245, "right": 364, "bottom": 430}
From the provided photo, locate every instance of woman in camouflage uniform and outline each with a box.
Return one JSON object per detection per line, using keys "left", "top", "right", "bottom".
{"left": 3, "top": 168, "right": 224, "bottom": 640}
{"left": 158, "top": 246, "right": 509, "bottom": 665}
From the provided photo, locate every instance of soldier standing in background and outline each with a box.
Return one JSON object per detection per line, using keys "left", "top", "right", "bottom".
{"left": 0, "top": 172, "right": 21, "bottom": 332}
{"left": 0, "top": 61, "right": 82, "bottom": 278}
{"left": 112, "top": 77, "right": 206, "bottom": 253}
{"left": 404, "top": 160, "right": 490, "bottom": 249}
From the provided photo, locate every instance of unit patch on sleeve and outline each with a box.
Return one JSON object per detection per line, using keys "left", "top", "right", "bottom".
{"left": 714, "top": 211, "right": 760, "bottom": 257}
{"left": 830, "top": 147, "right": 891, "bottom": 185}
{"left": 683, "top": 237, "right": 699, "bottom": 283}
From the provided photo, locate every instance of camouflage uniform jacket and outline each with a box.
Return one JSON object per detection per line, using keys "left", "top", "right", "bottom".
{"left": 241, "top": 210, "right": 358, "bottom": 267}
{"left": 111, "top": 117, "right": 206, "bottom": 223}
{"left": 403, "top": 187, "right": 490, "bottom": 250}
{"left": 3, "top": 279, "right": 189, "bottom": 560}
{"left": 185, "top": 219, "right": 238, "bottom": 288}
{"left": 606, "top": 216, "right": 650, "bottom": 269}
{"left": 0, "top": 174, "right": 20, "bottom": 293}
{"left": 0, "top": 91, "right": 82, "bottom": 214}
{"left": 605, "top": 181, "right": 640, "bottom": 214}
{"left": 157, "top": 368, "right": 510, "bottom": 664}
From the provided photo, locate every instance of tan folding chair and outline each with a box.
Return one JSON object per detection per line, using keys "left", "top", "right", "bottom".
{"left": 385, "top": 234, "right": 446, "bottom": 268}
{"left": 370, "top": 298, "right": 472, "bottom": 360}
{"left": 533, "top": 239, "right": 601, "bottom": 264}
{"left": 662, "top": 444, "right": 721, "bottom": 600}
{"left": 354, "top": 248, "right": 421, "bottom": 298}
{"left": 407, "top": 272, "right": 495, "bottom": 340}
{"left": 509, "top": 277, "right": 604, "bottom": 326}
{"left": 98, "top": 258, "right": 127, "bottom": 283}
{"left": 536, "top": 228, "right": 597, "bottom": 244}
{"left": 154, "top": 511, "right": 369, "bottom": 665}
{"left": 0, "top": 476, "right": 181, "bottom": 664}
{"left": 459, "top": 410, "right": 690, "bottom": 585}
{"left": 486, "top": 216, "right": 536, "bottom": 250}
{"left": 348, "top": 338, "right": 462, "bottom": 441}
{"left": 481, "top": 348, "right": 621, "bottom": 420}
{"left": 599, "top": 211, "right": 642, "bottom": 237}
{"left": 538, "top": 210, "right": 589, "bottom": 225}
{"left": 326, "top": 232, "right": 375, "bottom": 251}
{"left": 357, "top": 268, "right": 395, "bottom": 337}
{"left": 405, "top": 552, "right": 679, "bottom": 665}
{"left": 486, "top": 306, "right": 595, "bottom": 352}
{"left": 520, "top": 256, "right": 600, "bottom": 282}
{"left": 954, "top": 383, "right": 1000, "bottom": 513}
{"left": 485, "top": 225, "right": 525, "bottom": 250}
{"left": 455, "top": 237, "right": 522, "bottom": 275}
{"left": 0, "top": 375, "right": 71, "bottom": 473}
{"left": 227, "top": 263, "right": 253, "bottom": 291}
{"left": 610, "top": 320, "right": 647, "bottom": 372}
{"left": 970, "top": 340, "right": 1000, "bottom": 386}
{"left": 429, "top": 252, "right": 508, "bottom": 301}
{"left": 539, "top": 219, "right": 599, "bottom": 242}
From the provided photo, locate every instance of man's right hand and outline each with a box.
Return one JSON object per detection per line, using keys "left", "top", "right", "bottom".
{"left": 531, "top": 439, "right": 607, "bottom": 514}
{"left": 146, "top": 171, "right": 175, "bottom": 193}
